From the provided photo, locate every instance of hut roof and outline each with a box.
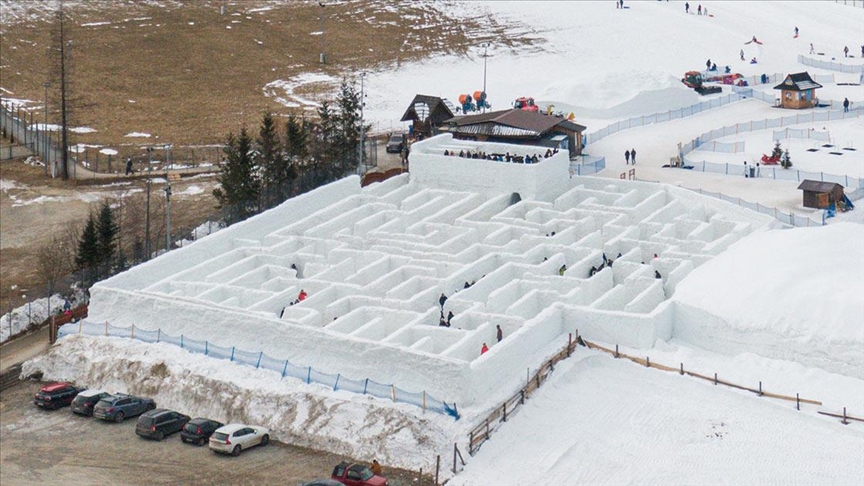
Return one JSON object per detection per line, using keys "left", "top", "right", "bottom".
{"left": 797, "top": 180, "right": 843, "bottom": 193}
{"left": 400, "top": 95, "right": 455, "bottom": 123}
{"left": 774, "top": 72, "right": 823, "bottom": 92}
{"left": 441, "top": 109, "right": 586, "bottom": 138}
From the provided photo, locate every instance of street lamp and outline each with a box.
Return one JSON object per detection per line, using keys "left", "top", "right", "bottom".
{"left": 145, "top": 147, "right": 153, "bottom": 260}
{"left": 358, "top": 72, "right": 366, "bottom": 173}
{"left": 319, "top": 2, "right": 327, "bottom": 64}
{"left": 480, "top": 42, "right": 490, "bottom": 113}
{"left": 164, "top": 176, "right": 172, "bottom": 253}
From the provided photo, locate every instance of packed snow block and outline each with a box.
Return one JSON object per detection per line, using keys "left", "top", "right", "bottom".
{"left": 662, "top": 259, "right": 694, "bottom": 297}
{"left": 345, "top": 255, "right": 411, "bottom": 287}
{"left": 643, "top": 199, "right": 686, "bottom": 225}
{"left": 304, "top": 202, "right": 393, "bottom": 239}
{"left": 196, "top": 285, "right": 274, "bottom": 310}
{"left": 483, "top": 224, "right": 533, "bottom": 247}
{"left": 275, "top": 195, "right": 366, "bottom": 238}
{"left": 364, "top": 265, "right": 441, "bottom": 297}
{"left": 386, "top": 275, "right": 439, "bottom": 301}
{"left": 349, "top": 310, "right": 418, "bottom": 342}
{"left": 410, "top": 134, "right": 570, "bottom": 202}
{"left": 494, "top": 200, "right": 553, "bottom": 222}
{"left": 225, "top": 264, "right": 296, "bottom": 290}
{"left": 561, "top": 302, "right": 674, "bottom": 349}
{"left": 353, "top": 211, "right": 397, "bottom": 237}
{"left": 506, "top": 290, "right": 563, "bottom": 320}
{"left": 458, "top": 193, "right": 514, "bottom": 223}
{"left": 623, "top": 281, "right": 665, "bottom": 314}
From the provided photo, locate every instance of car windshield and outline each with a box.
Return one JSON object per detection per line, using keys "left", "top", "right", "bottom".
{"left": 184, "top": 423, "right": 199, "bottom": 433}
{"left": 361, "top": 469, "right": 374, "bottom": 480}
{"left": 139, "top": 416, "right": 155, "bottom": 425}
{"left": 95, "top": 399, "right": 112, "bottom": 407}
{"left": 72, "top": 396, "right": 86, "bottom": 404}
{"left": 389, "top": 135, "right": 401, "bottom": 142}
{"left": 212, "top": 432, "right": 228, "bottom": 441}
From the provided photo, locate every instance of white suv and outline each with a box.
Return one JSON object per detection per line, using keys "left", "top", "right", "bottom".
{"left": 209, "top": 423, "right": 270, "bottom": 456}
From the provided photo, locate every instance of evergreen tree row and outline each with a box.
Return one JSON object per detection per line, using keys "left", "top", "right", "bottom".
{"left": 214, "top": 77, "right": 369, "bottom": 224}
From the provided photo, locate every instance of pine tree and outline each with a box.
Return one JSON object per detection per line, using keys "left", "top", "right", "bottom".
{"left": 781, "top": 148, "right": 793, "bottom": 169}
{"left": 96, "top": 200, "right": 118, "bottom": 269}
{"left": 771, "top": 140, "right": 783, "bottom": 160}
{"left": 213, "top": 128, "right": 260, "bottom": 223}
{"left": 76, "top": 212, "right": 99, "bottom": 284}
{"left": 334, "top": 78, "right": 362, "bottom": 174}
{"left": 257, "top": 112, "right": 282, "bottom": 208}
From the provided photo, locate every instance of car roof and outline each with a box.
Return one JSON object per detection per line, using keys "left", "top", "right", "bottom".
{"left": 189, "top": 417, "right": 219, "bottom": 425}
{"left": 40, "top": 382, "right": 72, "bottom": 392}
{"left": 77, "top": 389, "right": 105, "bottom": 398}
{"left": 215, "top": 423, "right": 247, "bottom": 433}
{"left": 142, "top": 408, "right": 169, "bottom": 417}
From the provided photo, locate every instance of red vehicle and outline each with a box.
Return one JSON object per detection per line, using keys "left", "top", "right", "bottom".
{"left": 513, "top": 96, "right": 539, "bottom": 112}
{"left": 331, "top": 462, "right": 388, "bottom": 486}
{"left": 760, "top": 154, "right": 779, "bottom": 165}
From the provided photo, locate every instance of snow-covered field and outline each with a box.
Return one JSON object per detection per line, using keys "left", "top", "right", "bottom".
{"left": 18, "top": 1, "right": 864, "bottom": 483}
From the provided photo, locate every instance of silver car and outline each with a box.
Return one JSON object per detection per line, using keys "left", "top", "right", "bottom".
{"left": 208, "top": 423, "right": 270, "bottom": 456}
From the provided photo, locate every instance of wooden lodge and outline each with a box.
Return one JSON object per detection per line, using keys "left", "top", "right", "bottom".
{"left": 797, "top": 180, "right": 844, "bottom": 209}
{"left": 774, "top": 72, "right": 822, "bottom": 109}
{"left": 438, "top": 109, "right": 587, "bottom": 157}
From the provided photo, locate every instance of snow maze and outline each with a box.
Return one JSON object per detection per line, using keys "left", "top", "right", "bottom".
{"left": 87, "top": 135, "right": 775, "bottom": 407}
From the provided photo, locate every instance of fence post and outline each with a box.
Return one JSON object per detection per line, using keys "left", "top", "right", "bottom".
{"left": 105, "top": 321, "right": 109, "bottom": 336}
{"left": 453, "top": 444, "right": 457, "bottom": 474}
{"left": 568, "top": 333, "right": 572, "bottom": 357}
{"left": 520, "top": 389, "right": 525, "bottom": 405}
{"left": 181, "top": 334, "right": 184, "bottom": 349}
{"left": 423, "top": 391, "right": 427, "bottom": 410}
{"left": 78, "top": 320, "right": 83, "bottom": 334}
{"left": 646, "top": 356, "right": 650, "bottom": 368}
{"left": 436, "top": 455, "right": 440, "bottom": 486}
{"left": 842, "top": 407, "right": 849, "bottom": 425}
{"left": 758, "top": 381, "right": 763, "bottom": 396}
{"left": 796, "top": 393, "right": 800, "bottom": 411}
{"left": 333, "top": 373, "right": 340, "bottom": 391}
{"left": 680, "top": 363, "right": 684, "bottom": 375}
{"left": 157, "top": 328, "right": 161, "bottom": 342}
{"left": 306, "top": 366, "right": 311, "bottom": 384}
{"left": 363, "top": 378, "right": 369, "bottom": 394}
{"left": 130, "top": 324, "right": 135, "bottom": 339}
{"left": 281, "top": 360, "right": 288, "bottom": 377}
{"left": 230, "top": 346, "right": 235, "bottom": 361}
{"left": 255, "top": 351, "right": 262, "bottom": 368}
{"left": 205, "top": 341, "right": 208, "bottom": 355}
{"left": 615, "top": 344, "right": 619, "bottom": 358}
{"left": 714, "top": 372, "right": 718, "bottom": 385}
{"left": 391, "top": 385, "right": 397, "bottom": 402}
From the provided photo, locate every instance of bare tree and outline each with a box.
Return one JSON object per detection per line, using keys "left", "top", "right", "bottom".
{"left": 35, "top": 233, "right": 71, "bottom": 314}
{"left": 59, "top": 219, "right": 83, "bottom": 274}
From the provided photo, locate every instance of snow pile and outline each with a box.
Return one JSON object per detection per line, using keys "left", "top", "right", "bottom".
{"left": 23, "top": 334, "right": 458, "bottom": 473}
{"left": 123, "top": 132, "right": 151, "bottom": 138}
{"left": 1, "top": 294, "right": 66, "bottom": 343}
{"left": 450, "top": 352, "right": 864, "bottom": 485}
{"left": 674, "top": 223, "right": 864, "bottom": 379}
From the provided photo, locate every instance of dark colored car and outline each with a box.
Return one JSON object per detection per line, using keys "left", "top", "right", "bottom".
{"left": 93, "top": 393, "right": 156, "bottom": 422}
{"left": 135, "top": 409, "right": 191, "bottom": 440}
{"left": 302, "top": 480, "right": 344, "bottom": 486}
{"left": 180, "top": 417, "right": 224, "bottom": 446}
{"left": 71, "top": 389, "right": 111, "bottom": 416}
{"left": 331, "top": 462, "right": 388, "bottom": 486}
{"left": 385, "top": 133, "right": 405, "bottom": 153}
{"left": 34, "top": 382, "right": 83, "bottom": 410}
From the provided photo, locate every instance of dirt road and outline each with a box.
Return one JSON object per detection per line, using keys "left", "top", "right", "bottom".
{"left": 0, "top": 381, "right": 427, "bottom": 485}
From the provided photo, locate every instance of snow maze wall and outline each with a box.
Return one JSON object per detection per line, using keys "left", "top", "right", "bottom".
{"left": 87, "top": 135, "right": 775, "bottom": 407}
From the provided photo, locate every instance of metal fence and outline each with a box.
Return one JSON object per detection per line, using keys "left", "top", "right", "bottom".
{"left": 772, "top": 128, "right": 831, "bottom": 142}
{"left": 58, "top": 321, "right": 460, "bottom": 420}
{"left": 0, "top": 100, "right": 62, "bottom": 174}
{"left": 570, "top": 156, "right": 605, "bottom": 176}
{"left": 683, "top": 186, "right": 824, "bottom": 227}
{"left": 693, "top": 140, "right": 746, "bottom": 153}
{"left": 798, "top": 54, "right": 864, "bottom": 74}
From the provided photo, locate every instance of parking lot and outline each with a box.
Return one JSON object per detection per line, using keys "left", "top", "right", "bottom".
{"left": 0, "top": 382, "right": 425, "bottom": 485}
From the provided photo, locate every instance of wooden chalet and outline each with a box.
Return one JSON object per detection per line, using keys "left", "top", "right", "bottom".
{"left": 438, "top": 109, "right": 587, "bottom": 157}
{"left": 400, "top": 95, "right": 456, "bottom": 138}
{"left": 774, "top": 72, "right": 822, "bottom": 109}
{"left": 797, "top": 180, "right": 844, "bottom": 209}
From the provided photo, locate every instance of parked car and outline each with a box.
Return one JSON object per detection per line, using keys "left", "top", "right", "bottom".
{"left": 208, "top": 423, "right": 269, "bottom": 456}
{"left": 331, "top": 462, "right": 388, "bottom": 486}
{"left": 180, "top": 417, "right": 224, "bottom": 446}
{"left": 302, "top": 480, "right": 344, "bottom": 486}
{"left": 34, "top": 382, "right": 83, "bottom": 410}
{"left": 135, "top": 409, "right": 190, "bottom": 440}
{"left": 92, "top": 393, "right": 156, "bottom": 422}
{"left": 71, "top": 389, "right": 110, "bottom": 416}
{"left": 385, "top": 133, "right": 405, "bottom": 153}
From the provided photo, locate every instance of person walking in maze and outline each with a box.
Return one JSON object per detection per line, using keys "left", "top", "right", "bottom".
{"left": 625, "top": 149, "right": 631, "bottom": 165}
{"left": 497, "top": 325, "right": 503, "bottom": 343}
{"left": 439, "top": 292, "right": 448, "bottom": 309}
{"left": 630, "top": 148, "right": 636, "bottom": 164}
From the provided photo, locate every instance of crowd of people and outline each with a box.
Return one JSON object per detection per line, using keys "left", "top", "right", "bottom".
{"left": 442, "top": 148, "right": 559, "bottom": 164}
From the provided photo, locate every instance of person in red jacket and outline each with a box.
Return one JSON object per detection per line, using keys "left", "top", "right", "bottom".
{"left": 481, "top": 343, "right": 489, "bottom": 355}
{"left": 298, "top": 289, "right": 308, "bottom": 301}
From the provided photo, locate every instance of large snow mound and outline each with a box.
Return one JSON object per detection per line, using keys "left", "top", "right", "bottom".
{"left": 673, "top": 223, "right": 864, "bottom": 378}
{"left": 22, "top": 334, "right": 457, "bottom": 473}
{"left": 450, "top": 352, "right": 864, "bottom": 485}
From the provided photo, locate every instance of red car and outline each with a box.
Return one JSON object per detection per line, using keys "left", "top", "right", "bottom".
{"left": 34, "top": 382, "right": 83, "bottom": 410}
{"left": 331, "top": 462, "right": 387, "bottom": 486}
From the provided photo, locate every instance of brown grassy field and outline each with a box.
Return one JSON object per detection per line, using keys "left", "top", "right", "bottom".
{"left": 1, "top": 0, "right": 538, "bottom": 150}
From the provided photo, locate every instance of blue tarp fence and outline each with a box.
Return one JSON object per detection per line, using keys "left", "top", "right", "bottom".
{"left": 57, "top": 322, "right": 459, "bottom": 419}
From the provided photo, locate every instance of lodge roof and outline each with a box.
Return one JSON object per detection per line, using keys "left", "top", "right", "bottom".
{"left": 774, "top": 72, "right": 823, "bottom": 92}
{"left": 797, "top": 180, "right": 843, "bottom": 193}
{"left": 440, "top": 109, "right": 586, "bottom": 138}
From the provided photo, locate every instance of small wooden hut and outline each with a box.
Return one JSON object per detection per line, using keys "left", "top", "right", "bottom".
{"left": 773, "top": 72, "right": 822, "bottom": 109}
{"left": 400, "top": 95, "right": 455, "bottom": 138}
{"left": 797, "top": 180, "right": 844, "bottom": 209}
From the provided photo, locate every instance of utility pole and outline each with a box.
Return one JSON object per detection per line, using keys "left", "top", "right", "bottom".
{"left": 319, "top": 2, "right": 326, "bottom": 64}
{"left": 43, "top": 82, "right": 50, "bottom": 175}
{"left": 145, "top": 147, "right": 153, "bottom": 260}
{"left": 60, "top": 32, "right": 71, "bottom": 180}
{"left": 359, "top": 72, "right": 366, "bottom": 173}
{"left": 164, "top": 172, "right": 172, "bottom": 254}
